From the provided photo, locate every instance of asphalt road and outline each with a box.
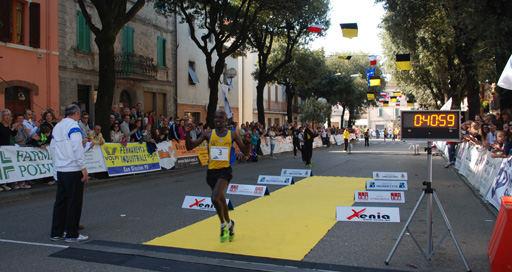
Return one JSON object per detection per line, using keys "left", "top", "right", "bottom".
{"left": 0, "top": 138, "right": 496, "bottom": 272}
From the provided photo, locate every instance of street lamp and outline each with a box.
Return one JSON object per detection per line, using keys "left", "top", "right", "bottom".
{"left": 225, "top": 68, "right": 237, "bottom": 89}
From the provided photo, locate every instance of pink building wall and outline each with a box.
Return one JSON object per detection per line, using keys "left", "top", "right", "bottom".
{"left": 0, "top": 0, "right": 59, "bottom": 116}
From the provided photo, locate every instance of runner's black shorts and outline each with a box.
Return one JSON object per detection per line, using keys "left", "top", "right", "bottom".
{"left": 206, "top": 167, "right": 233, "bottom": 190}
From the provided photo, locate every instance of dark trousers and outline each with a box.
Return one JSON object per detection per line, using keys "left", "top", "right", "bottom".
{"left": 303, "top": 143, "right": 313, "bottom": 164}
{"left": 364, "top": 137, "right": 369, "bottom": 146}
{"left": 293, "top": 139, "right": 301, "bottom": 156}
{"left": 51, "top": 171, "right": 85, "bottom": 238}
{"left": 344, "top": 139, "right": 349, "bottom": 151}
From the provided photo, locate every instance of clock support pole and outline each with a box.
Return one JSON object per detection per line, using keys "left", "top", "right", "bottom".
{"left": 385, "top": 142, "right": 471, "bottom": 271}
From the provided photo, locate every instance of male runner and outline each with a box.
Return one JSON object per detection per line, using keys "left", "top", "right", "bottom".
{"left": 185, "top": 110, "right": 251, "bottom": 243}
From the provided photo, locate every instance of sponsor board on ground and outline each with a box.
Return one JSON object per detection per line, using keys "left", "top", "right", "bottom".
{"left": 280, "top": 169, "right": 313, "bottom": 177}
{"left": 182, "top": 195, "right": 234, "bottom": 211}
{"left": 336, "top": 206, "right": 400, "bottom": 222}
{"left": 354, "top": 191, "right": 405, "bottom": 203}
{"left": 366, "top": 180, "right": 408, "bottom": 190}
{"left": 373, "top": 171, "right": 408, "bottom": 180}
{"left": 226, "top": 183, "right": 270, "bottom": 196}
{"left": 257, "top": 175, "right": 294, "bottom": 185}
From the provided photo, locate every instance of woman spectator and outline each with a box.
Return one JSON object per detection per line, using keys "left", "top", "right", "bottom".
{"left": 110, "top": 122, "right": 124, "bottom": 143}
{"left": 151, "top": 128, "right": 163, "bottom": 143}
{"left": 142, "top": 124, "right": 155, "bottom": 143}
{"left": 13, "top": 113, "right": 27, "bottom": 146}
{"left": 131, "top": 119, "right": 143, "bottom": 143}
{"left": 178, "top": 119, "right": 186, "bottom": 140}
{"left": 267, "top": 126, "right": 277, "bottom": 159}
{"left": 490, "top": 130, "right": 512, "bottom": 159}
{"left": 40, "top": 111, "right": 57, "bottom": 142}
{"left": 0, "top": 109, "right": 30, "bottom": 190}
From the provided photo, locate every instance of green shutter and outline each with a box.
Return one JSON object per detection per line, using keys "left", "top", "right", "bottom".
{"left": 77, "top": 11, "right": 91, "bottom": 52}
{"left": 157, "top": 36, "right": 166, "bottom": 67}
{"left": 122, "top": 26, "right": 134, "bottom": 72}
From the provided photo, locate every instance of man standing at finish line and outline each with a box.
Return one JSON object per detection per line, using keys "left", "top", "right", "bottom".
{"left": 185, "top": 110, "right": 251, "bottom": 243}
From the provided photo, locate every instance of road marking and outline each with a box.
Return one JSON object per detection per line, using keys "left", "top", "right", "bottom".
{"left": 0, "top": 239, "right": 69, "bottom": 249}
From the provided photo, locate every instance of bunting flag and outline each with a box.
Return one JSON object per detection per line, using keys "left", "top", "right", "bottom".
{"left": 380, "top": 92, "right": 387, "bottom": 97}
{"left": 369, "top": 76, "right": 381, "bottom": 86}
{"left": 308, "top": 24, "right": 324, "bottom": 33}
{"left": 369, "top": 55, "right": 377, "bottom": 66}
{"left": 366, "top": 68, "right": 375, "bottom": 86}
{"left": 383, "top": 101, "right": 389, "bottom": 107}
{"left": 393, "top": 92, "right": 402, "bottom": 97}
{"left": 350, "top": 73, "right": 360, "bottom": 77}
{"left": 367, "top": 93, "right": 375, "bottom": 100}
{"left": 338, "top": 56, "right": 352, "bottom": 62}
{"left": 498, "top": 54, "right": 512, "bottom": 90}
{"left": 396, "top": 54, "right": 411, "bottom": 70}
{"left": 396, "top": 101, "right": 400, "bottom": 106}
{"left": 379, "top": 98, "right": 385, "bottom": 103}
{"left": 407, "top": 102, "right": 414, "bottom": 107}
{"left": 340, "top": 23, "right": 358, "bottom": 38}
{"left": 390, "top": 96, "right": 397, "bottom": 102}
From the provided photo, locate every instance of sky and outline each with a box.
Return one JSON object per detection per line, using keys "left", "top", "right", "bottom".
{"left": 310, "top": 0, "right": 386, "bottom": 56}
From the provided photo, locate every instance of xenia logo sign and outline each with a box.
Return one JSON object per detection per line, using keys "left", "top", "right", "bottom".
{"left": 347, "top": 209, "right": 392, "bottom": 221}
{"left": 337, "top": 206, "right": 400, "bottom": 222}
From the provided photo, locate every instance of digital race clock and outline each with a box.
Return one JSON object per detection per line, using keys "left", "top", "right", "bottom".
{"left": 400, "top": 110, "right": 461, "bottom": 141}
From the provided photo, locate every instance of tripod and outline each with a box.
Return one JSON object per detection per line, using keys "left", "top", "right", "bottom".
{"left": 385, "top": 141, "right": 471, "bottom": 271}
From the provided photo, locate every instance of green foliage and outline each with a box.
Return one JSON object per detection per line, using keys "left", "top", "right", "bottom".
{"left": 300, "top": 98, "right": 331, "bottom": 125}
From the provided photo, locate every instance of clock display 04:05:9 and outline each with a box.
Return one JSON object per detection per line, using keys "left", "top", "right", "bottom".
{"left": 413, "top": 114, "right": 456, "bottom": 127}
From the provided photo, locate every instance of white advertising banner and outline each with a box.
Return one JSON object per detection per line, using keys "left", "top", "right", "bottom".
{"left": 372, "top": 171, "right": 408, "bottom": 181}
{"left": 336, "top": 206, "right": 400, "bottom": 222}
{"left": 84, "top": 145, "right": 108, "bottom": 174}
{"left": 354, "top": 191, "right": 405, "bottom": 203}
{"left": 156, "top": 141, "right": 178, "bottom": 169}
{"left": 226, "top": 184, "right": 270, "bottom": 196}
{"left": 280, "top": 169, "right": 312, "bottom": 177}
{"left": 181, "top": 195, "right": 234, "bottom": 211}
{"left": 486, "top": 156, "right": 512, "bottom": 210}
{"left": 257, "top": 175, "right": 294, "bottom": 186}
{"left": 479, "top": 155, "right": 505, "bottom": 197}
{"left": 366, "top": 180, "right": 408, "bottom": 191}
{"left": 0, "top": 145, "right": 53, "bottom": 184}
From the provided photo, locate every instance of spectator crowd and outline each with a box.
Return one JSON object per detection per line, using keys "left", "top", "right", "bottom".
{"left": 3, "top": 102, "right": 511, "bottom": 192}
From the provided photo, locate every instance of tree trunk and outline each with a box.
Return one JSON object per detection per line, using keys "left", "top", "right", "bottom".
{"left": 340, "top": 107, "right": 346, "bottom": 128}
{"left": 95, "top": 34, "right": 116, "bottom": 142}
{"left": 256, "top": 80, "right": 266, "bottom": 126}
{"left": 285, "top": 82, "right": 293, "bottom": 124}
{"left": 206, "top": 78, "right": 219, "bottom": 128}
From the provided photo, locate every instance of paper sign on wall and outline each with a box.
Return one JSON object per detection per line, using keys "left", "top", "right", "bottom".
{"left": 354, "top": 191, "right": 405, "bottom": 203}
{"left": 182, "top": 195, "right": 234, "bottom": 211}
{"left": 373, "top": 171, "right": 408, "bottom": 180}
{"left": 257, "top": 175, "right": 294, "bottom": 185}
{"left": 280, "top": 169, "right": 313, "bottom": 177}
{"left": 336, "top": 206, "right": 400, "bottom": 222}
{"left": 226, "top": 184, "right": 270, "bottom": 196}
{"left": 366, "top": 180, "right": 408, "bottom": 190}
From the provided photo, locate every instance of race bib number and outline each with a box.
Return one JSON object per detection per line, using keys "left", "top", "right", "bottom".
{"left": 211, "top": 146, "right": 229, "bottom": 161}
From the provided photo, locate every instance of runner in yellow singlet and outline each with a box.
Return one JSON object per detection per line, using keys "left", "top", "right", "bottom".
{"left": 185, "top": 110, "right": 251, "bottom": 243}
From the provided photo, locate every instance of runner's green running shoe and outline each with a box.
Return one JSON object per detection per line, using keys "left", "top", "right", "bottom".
{"left": 228, "top": 220, "right": 235, "bottom": 242}
{"left": 220, "top": 225, "right": 228, "bottom": 243}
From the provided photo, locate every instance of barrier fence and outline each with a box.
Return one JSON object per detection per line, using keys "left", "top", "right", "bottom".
{"left": 0, "top": 135, "right": 351, "bottom": 185}
{"left": 435, "top": 141, "right": 511, "bottom": 211}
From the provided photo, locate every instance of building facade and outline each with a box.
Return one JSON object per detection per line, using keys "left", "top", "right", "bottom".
{"left": 0, "top": 0, "right": 59, "bottom": 116}
{"left": 58, "top": 0, "right": 177, "bottom": 121}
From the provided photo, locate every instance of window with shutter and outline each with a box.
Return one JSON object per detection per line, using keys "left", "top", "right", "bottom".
{"left": 0, "top": 0, "right": 12, "bottom": 42}
{"left": 157, "top": 36, "right": 166, "bottom": 67}
{"left": 29, "top": 2, "right": 40, "bottom": 48}
{"left": 77, "top": 10, "right": 91, "bottom": 52}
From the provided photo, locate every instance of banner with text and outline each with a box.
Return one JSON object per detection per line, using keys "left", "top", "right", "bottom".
{"left": 257, "top": 175, "right": 294, "bottom": 185}
{"left": 354, "top": 191, "right": 405, "bottom": 203}
{"left": 366, "top": 180, "right": 408, "bottom": 190}
{"left": 336, "top": 206, "right": 400, "bottom": 222}
{"left": 182, "top": 195, "right": 234, "bottom": 211}
{"left": 0, "top": 146, "right": 53, "bottom": 184}
{"left": 101, "top": 143, "right": 161, "bottom": 176}
{"left": 226, "top": 183, "right": 270, "bottom": 196}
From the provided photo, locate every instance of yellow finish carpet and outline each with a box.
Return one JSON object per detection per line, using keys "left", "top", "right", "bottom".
{"left": 145, "top": 176, "right": 367, "bottom": 260}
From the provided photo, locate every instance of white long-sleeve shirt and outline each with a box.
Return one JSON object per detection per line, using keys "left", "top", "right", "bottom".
{"left": 49, "top": 117, "right": 86, "bottom": 172}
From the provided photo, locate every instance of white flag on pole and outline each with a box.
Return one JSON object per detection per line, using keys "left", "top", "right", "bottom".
{"left": 221, "top": 84, "right": 233, "bottom": 119}
{"left": 498, "top": 54, "right": 512, "bottom": 90}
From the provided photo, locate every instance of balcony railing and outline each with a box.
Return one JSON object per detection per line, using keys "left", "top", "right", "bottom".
{"left": 114, "top": 52, "right": 158, "bottom": 80}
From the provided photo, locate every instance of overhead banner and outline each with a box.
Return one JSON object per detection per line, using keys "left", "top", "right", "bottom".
{"left": 101, "top": 143, "right": 161, "bottom": 176}
{"left": 0, "top": 146, "right": 53, "bottom": 184}
{"left": 336, "top": 206, "right": 400, "bottom": 222}
{"left": 366, "top": 180, "right": 408, "bottom": 190}
{"left": 280, "top": 169, "right": 312, "bottom": 177}
{"left": 354, "top": 191, "right": 405, "bottom": 203}
{"left": 226, "top": 184, "right": 269, "bottom": 196}
{"left": 373, "top": 171, "right": 408, "bottom": 180}
{"left": 182, "top": 195, "right": 234, "bottom": 211}
{"left": 257, "top": 175, "right": 294, "bottom": 186}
